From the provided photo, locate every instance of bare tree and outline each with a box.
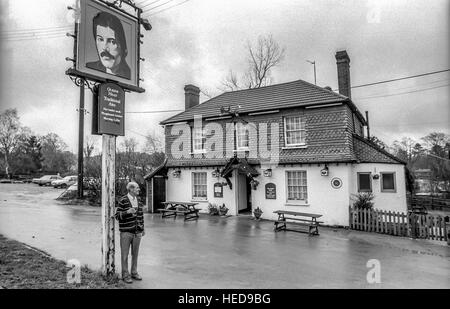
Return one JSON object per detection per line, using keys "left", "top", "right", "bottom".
{"left": 84, "top": 136, "right": 97, "bottom": 159}
{"left": 144, "top": 132, "right": 162, "bottom": 154}
{"left": 122, "top": 138, "right": 139, "bottom": 153}
{"left": 0, "top": 109, "right": 21, "bottom": 176}
{"left": 221, "top": 34, "right": 285, "bottom": 91}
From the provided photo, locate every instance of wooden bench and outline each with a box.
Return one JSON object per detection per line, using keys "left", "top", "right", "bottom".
{"left": 159, "top": 202, "right": 200, "bottom": 221}
{"left": 273, "top": 210, "right": 323, "bottom": 236}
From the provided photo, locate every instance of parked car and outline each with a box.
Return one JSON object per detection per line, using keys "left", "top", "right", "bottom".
{"left": 52, "top": 176, "right": 78, "bottom": 188}
{"left": 15, "top": 175, "right": 33, "bottom": 183}
{"left": 34, "top": 175, "right": 62, "bottom": 186}
{"left": 0, "top": 178, "right": 12, "bottom": 184}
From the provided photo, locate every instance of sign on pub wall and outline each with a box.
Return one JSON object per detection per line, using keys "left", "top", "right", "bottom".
{"left": 92, "top": 83, "right": 125, "bottom": 136}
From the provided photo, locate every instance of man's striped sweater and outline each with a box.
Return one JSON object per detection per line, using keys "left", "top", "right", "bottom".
{"left": 115, "top": 195, "right": 144, "bottom": 233}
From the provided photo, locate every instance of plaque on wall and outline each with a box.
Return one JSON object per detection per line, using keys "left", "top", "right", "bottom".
{"left": 265, "top": 183, "right": 276, "bottom": 199}
{"left": 214, "top": 182, "right": 223, "bottom": 198}
{"left": 331, "top": 178, "right": 343, "bottom": 189}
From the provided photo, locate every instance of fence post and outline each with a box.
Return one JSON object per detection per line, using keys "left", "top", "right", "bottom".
{"left": 410, "top": 212, "right": 416, "bottom": 239}
{"left": 348, "top": 205, "right": 353, "bottom": 229}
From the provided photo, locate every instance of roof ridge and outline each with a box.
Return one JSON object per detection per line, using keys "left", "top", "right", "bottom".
{"left": 221, "top": 79, "right": 303, "bottom": 94}
{"left": 296, "top": 79, "right": 349, "bottom": 101}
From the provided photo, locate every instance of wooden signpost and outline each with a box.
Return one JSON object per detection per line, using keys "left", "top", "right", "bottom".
{"left": 94, "top": 82, "right": 125, "bottom": 276}
{"left": 66, "top": 0, "right": 149, "bottom": 277}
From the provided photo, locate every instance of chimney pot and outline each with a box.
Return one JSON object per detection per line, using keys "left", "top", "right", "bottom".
{"left": 335, "top": 50, "right": 351, "bottom": 99}
{"left": 184, "top": 84, "right": 200, "bottom": 110}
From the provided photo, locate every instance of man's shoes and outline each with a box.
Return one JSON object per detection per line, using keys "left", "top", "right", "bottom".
{"left": 123, "top": 276, "right": 133, "bottom": 284}
{"left": 131, "top": 273, "right": 143, "bottom": 281}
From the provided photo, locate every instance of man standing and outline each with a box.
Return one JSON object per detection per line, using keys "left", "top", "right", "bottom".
{"left": 115, "top": 182, "right": 145, "bottom": 283}
{"left": 86, "top": 11, "right": 131, "bottom": 79}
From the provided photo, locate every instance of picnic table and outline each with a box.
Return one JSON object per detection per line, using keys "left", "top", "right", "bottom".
{"left": 273, "top": 210, "right": 323, "bottom": 236}
{"left": 159, "top": 201, "right": 200, "bottom": 221}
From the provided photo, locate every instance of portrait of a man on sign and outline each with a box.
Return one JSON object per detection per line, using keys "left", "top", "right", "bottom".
{"left": 76, "top": 0, "right": 139, "bottom": 88}
{"left": 86, "top": 12, "right": 131, "bottom": 79}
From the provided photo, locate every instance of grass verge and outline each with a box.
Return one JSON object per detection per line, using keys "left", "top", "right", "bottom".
{"left": 0, "top": 234, "right": 126, "bottom": 289}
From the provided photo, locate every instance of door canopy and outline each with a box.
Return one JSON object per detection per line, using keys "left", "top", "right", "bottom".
{"left": 220, "top": 156, "right": 259, "bottom": 189}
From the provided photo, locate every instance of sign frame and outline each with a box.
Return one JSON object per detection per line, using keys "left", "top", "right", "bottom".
{"left": 67, "top": 0, "right": 144, "bottom": 93}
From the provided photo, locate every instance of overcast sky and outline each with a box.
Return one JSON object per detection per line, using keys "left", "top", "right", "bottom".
{"left": 0, "top": 0, "right": 449, "bottom": 153}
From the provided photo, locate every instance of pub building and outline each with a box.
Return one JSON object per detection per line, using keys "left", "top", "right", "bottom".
{"left": 145, "top": 51, "right": 407, "bottom": 226}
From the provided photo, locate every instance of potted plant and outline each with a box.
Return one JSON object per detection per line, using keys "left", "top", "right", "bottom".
{"left": 351, "top": 192, "right": 375, "bottom": 225}
{"left": 208, "top": 203, "right": 219, "bottom": 216}
{"left": 253, "top": 207, "right": 263, "bottom": 220}
{"left": 219, "top": 204, "right": 229, "bottom": 216}
{"left": 351, "top": 192, "right": 375, "bottom": 210}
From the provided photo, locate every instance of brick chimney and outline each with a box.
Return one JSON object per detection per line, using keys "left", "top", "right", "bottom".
{"left": 335, "top": 50, "right": 351, "bottom": 99}
{"left": 184, "top": 85, "right": 200, "bottom": 110}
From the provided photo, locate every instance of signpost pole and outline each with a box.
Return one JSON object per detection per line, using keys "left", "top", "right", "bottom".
{"left": 101, "top": 133, "right": 116, "bottom": 276}
{"left": 77, "top": 82, "right": 85, "bottom": 199}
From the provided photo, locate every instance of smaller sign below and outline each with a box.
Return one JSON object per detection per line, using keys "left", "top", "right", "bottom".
{"left": 265, "top": 183, "right": 276, "bottom": 199}
{"left": 92, "top": 83, "right": 125, "bottom": 136}
{"left": 214, "top": 183, "right": 223, "bottom": 198}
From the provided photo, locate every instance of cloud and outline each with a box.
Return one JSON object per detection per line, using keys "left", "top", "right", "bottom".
{"left": 1, "top": 0, "right": 449, "bottom": 152}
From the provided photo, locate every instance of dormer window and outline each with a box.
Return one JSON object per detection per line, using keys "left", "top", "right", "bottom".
{"left": 236, "top": 123, "right": 249, "bottom": 150}
{"left": 284, "top": 116, "right": 306, "bottom": 147}
{"left": 192, "top": 126, "right": 206, "bottom": 153}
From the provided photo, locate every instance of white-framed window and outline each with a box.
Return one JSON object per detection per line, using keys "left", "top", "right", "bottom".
{"left": 357, "top": 172, "right": 372, "bottom": 192}
{"left": 192, "top": 172, "right": 207, "bottom": 200}
{"left": 236, "top": 122, "right": 249, "bottom": 150}
{"left": 381, "top": 172, "right": 396, "bottom": 192}
{"left": 284, "top": 116, "right": 306, "bottom": 146}
{"left": 192, "top": 126, "right": 206, "bottom": 153}
{"left": 286, "top": 171, "right": 308, "bottom": 202}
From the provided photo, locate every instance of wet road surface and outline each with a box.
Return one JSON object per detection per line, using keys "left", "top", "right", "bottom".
{"left": 0, "top": 183, "right": 449, "bottom": 288}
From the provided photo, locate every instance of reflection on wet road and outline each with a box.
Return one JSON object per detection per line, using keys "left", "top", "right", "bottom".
{"left": 0, "top": 184, "right": 449, "bottom": 288}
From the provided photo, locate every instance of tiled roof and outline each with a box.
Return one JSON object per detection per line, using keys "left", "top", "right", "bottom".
{"left": 161, "top": 79, "right": 365, "bottom": 125}
{"left": 353, "top": 134, "right": 405, "bottom": 165}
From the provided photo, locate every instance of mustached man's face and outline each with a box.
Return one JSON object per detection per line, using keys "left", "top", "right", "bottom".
{"left": 95, "top": 25, "right": 122, "bottom": 73}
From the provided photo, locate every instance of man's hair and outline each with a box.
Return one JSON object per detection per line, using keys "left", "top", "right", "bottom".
{"left": 92, "top": 11, "right": 128, "bottom": 58}
{"left": 127, "top": 182, "right": 139, "bottom": 192}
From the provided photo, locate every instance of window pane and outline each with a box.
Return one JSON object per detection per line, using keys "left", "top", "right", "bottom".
{"left": 382, "top": 173, "right": 395, "bottom": 190}
{"left": 193, "top": 172, "right": 207, "bottom": 198}
{"left": 285, "top": 116, "right": 306, "bottom": 145}
{"left": 287, "top": 171, "right": 307, "bottom": 201}
{"left": 358, "top": 173, "right": 371, "bottom": 191}
{"left": 193, "top": 127, "right": 205, "bottom": 151}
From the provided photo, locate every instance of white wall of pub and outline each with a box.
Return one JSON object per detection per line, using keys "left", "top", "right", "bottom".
{"left": 165, "top": 163, "right": 407, "bottom": 227}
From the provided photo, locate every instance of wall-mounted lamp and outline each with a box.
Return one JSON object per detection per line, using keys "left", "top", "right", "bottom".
{"left": 372, "top": 174, "right": 380, "bottom": 180}
{"left": 263, "top": 169, "right": 272, "bottom": 177}
{"left": 320, "top": 164, "right": 329, "bottom": 176}
{"left": 212, "top": 169, "right": 221, "bottom": 178}
{"left": 172, "top": 170, "right": 181, "bottom": 178}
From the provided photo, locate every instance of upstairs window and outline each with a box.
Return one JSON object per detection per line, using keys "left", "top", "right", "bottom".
{"left": 236, "top": 123, "right": 249, "bottom": 150}
{"left": 192, "top": 126, "right": 206, "bottom": 153}
{"left": 284, "top": 116, "right": 306, "bottom": 146}
{"left": 381, "top": 172, "right": 396, "bottom": 192}
{"left": 357, "top": 173, "right": 372, "bottom": 192}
